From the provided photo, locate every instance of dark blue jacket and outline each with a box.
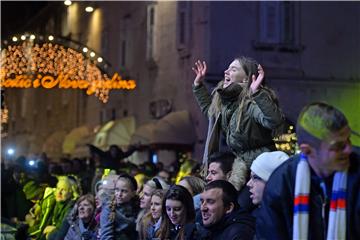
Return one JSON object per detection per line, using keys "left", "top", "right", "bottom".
{"left": 256, "top": 153, "right": 360, "bottom": 240}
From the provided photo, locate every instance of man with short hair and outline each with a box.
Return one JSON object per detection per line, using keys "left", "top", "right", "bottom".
{"left": 189, "top": 180, "right": 254, "bottom": 239}
{"left": 205, "top": 152, "right": 234, "bottom": 182}
{"left": 257, "top": 102, "right": 360, "bottom": 239}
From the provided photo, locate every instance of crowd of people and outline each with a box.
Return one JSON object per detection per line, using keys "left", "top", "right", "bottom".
{"left": 1, "top": 56, "right": 359, "bottom": 240}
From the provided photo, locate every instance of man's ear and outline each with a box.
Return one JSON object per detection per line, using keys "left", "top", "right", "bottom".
{"left": 299, "top": 143, "right": 313, "bottom": 155}
{"left": 225, "top": 202, "right": 234, "bottom": 214}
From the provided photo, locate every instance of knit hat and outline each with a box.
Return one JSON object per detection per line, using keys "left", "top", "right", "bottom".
{"left": 250, "top": 151, "right": 289, "bottom": 181}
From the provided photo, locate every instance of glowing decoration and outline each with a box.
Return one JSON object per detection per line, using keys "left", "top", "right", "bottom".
{"left": 12, "top": 37, "right": 18, "bottom": 42}
{"left": 29, "top": 160, "right": 35, "bottom": 166}
{"left": 85, "top": 6, "right": 94, "bottom": 12}
{"left": 97, "top": 57, "right": 103, "bottom": 63}
{"left": 48, "top": 35, "right": 54, "bottom": 41}
{"left": 274, "top": 125, "right": 298, "bottom": 155}
{"left": 21, "top": 35, "right": 26, "bottom": 40}
{"left": 1, "top": 38, "right": 136, "bottom": 103}
{"left": 64, "top": 0, "right": 72, "bottom": 6}
{"left": 90, "top": 51, "right": 95, "bottom": 58}
{"left": 30, "top": 35, "right": 35, "bottom": 40}
{"left": 1, "top": 107, "right": 8, "bottom": 124}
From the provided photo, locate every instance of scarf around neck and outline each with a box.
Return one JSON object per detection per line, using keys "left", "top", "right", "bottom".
{"left": 293, "top": 153, "right": 347, "bottom": 240}
{"left": 217, "top": 82, "right": 243, "bottom": 104}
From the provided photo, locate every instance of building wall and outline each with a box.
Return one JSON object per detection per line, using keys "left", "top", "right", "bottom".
{"left": 4, "top": 1, "right": 360, "bottom": 159}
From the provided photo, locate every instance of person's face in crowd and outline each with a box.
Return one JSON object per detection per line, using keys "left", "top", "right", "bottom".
{"left": 166, "top": 199, "right": 186, "bottom": 226}
{"left": 140, "top": 184, "right": 154, "bottom": 209}
{"left": 95, "top": 188, "right": 104, "bottom": 209}
{"left": 223, "top": 59, "right": 247, "bottom": 88}
{"left": 178, "top": 179, "right": 193, "bottom": 196}
{"left": 158, "top": 170, "right": 170, "bottom": 183}
{"left": 78, "top": 199, "right": 94, "bottom": 223}
{"left": 306, "top": 126, "right": 352, "bottom": 177}
{"left": 206, "top": 162, "right": 226, "bottom": 182}
{"left": 55, "top": 179, "right": 73, "bottom": 202}
{"left": 150, "top": 195, "right": 162, "bottom": 221}
{"left": 246, "top": 171, "right": 266, "bottom": 205}
{"left": 200, "top": 188, "right": 232, "bottom": 227}
{"left": 114, "top": 179, "right": 135, "bottom": 205}
{"left": 109, "top": 146, "right": 119, "bottom": 158}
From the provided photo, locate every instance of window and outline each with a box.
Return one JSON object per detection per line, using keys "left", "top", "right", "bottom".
{"left": 176, "top": 2, "right": 192, "bottom": 55}
{"left": 257, "top": 1, "right": 300, "bottom": 50}
{"left": 121, "top": 40, "right": 126, "bottom": 66}
{"left": 146, "top": 4, "right": 156, "bottom": 60}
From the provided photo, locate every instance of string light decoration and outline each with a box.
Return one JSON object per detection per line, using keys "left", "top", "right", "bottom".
{"left": 0, "top": 34, "right": 136, "bottom": 103}
{"left": 1, "top": 107, "right": 8, "bottom": 124}
{"left": 274, "top": 125, "right": 298, "bottom": 155}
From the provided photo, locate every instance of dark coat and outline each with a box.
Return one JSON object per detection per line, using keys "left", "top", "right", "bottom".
{"left": 256, "top": 153, "right": 360, "bottom": 240}
{"left": 186, "top": 208, "right": 255, "bottom": 240}
{"left": 192, "top": 83, "right": 283, "bottom": 168}
{"left": 100, "top": 195, "right": 139, "bottom": 240}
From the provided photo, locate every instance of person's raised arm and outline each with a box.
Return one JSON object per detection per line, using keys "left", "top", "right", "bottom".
{"left": 250, "top": 64, "right": 264, "bottom": 94}
{"left": 192, "top": 60, "right": 207, "bottom": 86}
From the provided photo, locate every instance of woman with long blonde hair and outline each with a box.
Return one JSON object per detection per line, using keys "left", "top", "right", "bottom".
{"left": 192, "top": 57, "right": 285, "bottom": 190}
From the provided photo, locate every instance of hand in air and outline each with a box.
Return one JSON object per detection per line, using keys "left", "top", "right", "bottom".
{"left": 192, "top": 60, "right": 207, "bottom": 86}
{"left": 250, "top": 64, "right": 265, "bottom": 94}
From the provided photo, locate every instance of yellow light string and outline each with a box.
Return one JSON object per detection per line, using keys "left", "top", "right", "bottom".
{"left": 1, "top": 40, "right": 111, "bottom": 103}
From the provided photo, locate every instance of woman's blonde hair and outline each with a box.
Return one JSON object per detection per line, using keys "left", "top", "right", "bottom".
{"left": 141, "top": 189, "right": 166, "bottom": 238}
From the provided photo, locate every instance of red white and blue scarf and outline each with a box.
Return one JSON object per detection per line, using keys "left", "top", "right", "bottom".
{"left": 293, "top": 153, "right": 347, "bottom": 240}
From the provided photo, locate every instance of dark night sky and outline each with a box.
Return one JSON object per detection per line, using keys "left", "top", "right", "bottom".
{"left": 1, "top": 1, "right": 48, "bottom": 39}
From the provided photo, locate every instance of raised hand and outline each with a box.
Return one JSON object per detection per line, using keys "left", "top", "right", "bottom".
{"left": 250, "top": 64, "right": 265, "bottom": 94}
{"left": 192, "top": 60, "right": 207, "bottom": 86}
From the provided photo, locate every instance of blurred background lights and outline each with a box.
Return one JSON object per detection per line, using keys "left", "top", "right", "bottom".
{"left": 64, "top": 0, "right": 72, "bottom": 6}
{"left": 85, "top": 6, "right": 94, "bottom": 13}
{"left": 7, "top": 148, "right": 15, "bottom": 155}
{"left": 29, "top": 160, "right": 35, "bottom": 166}
{"left": 30, "top": 34, "right": 35, "bottom": 40}
{"left": 97, "top": 57, "right": 103, "bottom": 63}
{"left": 21, "top": 35, "right": 26, "bottom": 40}
{"left": 48, "top": 35, "right": 54, "bottom": 41}
{"left": 12, "top": 36, "right": 18, "bottom": 42}
{"left": 90, "top": 51, "right": 95, "bottom": 57}
{"left": 82, "top": 47, "right": 88, "bottom": 53}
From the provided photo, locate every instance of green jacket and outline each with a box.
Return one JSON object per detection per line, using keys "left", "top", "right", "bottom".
{"left": 193, "top": 83, "right": 284, "bottom": 168}
{"left": 28, "top": 187, "right": 56, "bottom": 238}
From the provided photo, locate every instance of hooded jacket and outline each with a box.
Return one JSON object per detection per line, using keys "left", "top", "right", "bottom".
{"left": 193, "top": 83, "right": 283, "bottom": 166}
{"left": 193, "top": 83, "right": 284, "bottom": 189}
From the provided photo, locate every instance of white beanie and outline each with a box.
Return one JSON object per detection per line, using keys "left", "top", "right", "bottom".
{"left": 250, "top": 151, "right": 289, "bottom": 181}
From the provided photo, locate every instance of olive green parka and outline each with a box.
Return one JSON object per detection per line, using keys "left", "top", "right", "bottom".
{"left": 193, "top": 83, "right": 284, "bottom": 189}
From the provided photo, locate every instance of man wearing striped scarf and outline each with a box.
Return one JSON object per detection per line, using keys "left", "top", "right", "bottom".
{"left": 256, "top": 102, "right": 360, "bottom": 240}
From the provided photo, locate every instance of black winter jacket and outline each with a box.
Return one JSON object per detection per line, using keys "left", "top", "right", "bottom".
{"left": 186, "top": 208, "right": 255, "bottom": 240}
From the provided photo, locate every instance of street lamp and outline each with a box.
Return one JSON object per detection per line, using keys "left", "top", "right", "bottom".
{"left": 85, "top": 6, "right": 94, "bottom": 13}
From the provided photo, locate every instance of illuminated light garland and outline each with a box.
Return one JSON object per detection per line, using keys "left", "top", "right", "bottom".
{"left": 1, "top": 38, "right": 136, "bottom": 103}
